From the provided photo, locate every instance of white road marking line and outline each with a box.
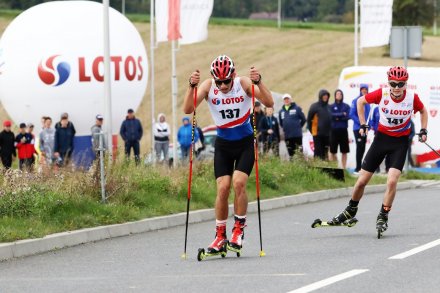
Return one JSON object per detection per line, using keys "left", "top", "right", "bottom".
{"left": 389, "top": 238, "right": 440, "bottom": 260}
{"left": 287, "top": 269, "right": 369, "bottom": 293}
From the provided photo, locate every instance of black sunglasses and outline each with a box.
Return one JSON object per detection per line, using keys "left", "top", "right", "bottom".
{"left": 215, "top": 78, "right": 232, "bottom": 87}
{"left": 389, "top": 81, "right": 406, "bottom": 88}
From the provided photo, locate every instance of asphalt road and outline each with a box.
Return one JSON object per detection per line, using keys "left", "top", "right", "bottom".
{"left": 1, "top": 184, "right": 440, "bottom": 293}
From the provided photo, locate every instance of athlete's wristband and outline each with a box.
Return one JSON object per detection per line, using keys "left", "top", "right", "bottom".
{"left": 188, "top": 78, "right": 197, "bottom": 88}
{"left": 252, "top": 74, "right": 262, "bottom": 85}
{"left": 360, "top": 124, "right": 370, "bottom": 132}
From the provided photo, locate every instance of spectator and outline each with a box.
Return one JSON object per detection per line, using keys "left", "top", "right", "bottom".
{"left": 195, "top": 124, "right": 205, "bottom": 158}
{"left": 177, "top": 117, "right": 199, "bottom": 161}
{"left": 329, "top": 89, "right": 351, "bottom": 169}
{"left": 39, "top": 117, "right": 56, "bottom": 168}
{"left": 120, "top": 108, "right": 143, "bottom": 165}
{"left": 55, "top": 112, "right": 76, "bottom": 136}
{"left": 279, "top": 93, "right": 306, "bottom": 158}
{"left": 0, "top": 120, "right": 16, "bottom": 170}
{"left": 15, "top": 123, "right": 35, "bottom": 171}
{"left": 91, "top": 114, "right": 107, "bottom": 157}
{"left": 250, "top": 101, "right": 264, "bottom": 141}
{"left": 349, "top": 84, "right": 371, "bottom": 173}
{"left": 407, "top": 119, "right": 416, "bottom": 167}
{"left": 27, "top": 123, "right": 37, "bottom": 168}
{"left": 153, "top": 113, "right": 170, "bottom": 163}
{"left": 307, "top": 89, "right": 332, "bottom": 160}
{"left": 370, "top": 106, "right": 385, "bottom": 173}
{"left": 259, "top": 106, "right": 280, "bottom": 156}
{"left": 54, "top": 117, "right": 75, "bottom": 167}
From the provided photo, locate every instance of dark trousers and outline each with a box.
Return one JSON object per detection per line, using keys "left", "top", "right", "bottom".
{"left": 353, "top": 131, "right": 366, "bottom": 172}
{"left": 262, "top": 140, "right": 279, "bottom": 157}
{"left": 181, "top": 145, "right": 190, "bottom": 160}
{"left": 125, "top": 140, "right": 140, "bottom": 164}
{"left": 1, "top": 155, "right": 13, "bottom": 169}
{"left": 285, "top": 137, "right": 302, "bottom": 158}
{"left": 19, "top": 158, "right": 33, "bottom": 172}
{"left": 313, "top": 135, "right": 329, "bottom": 160}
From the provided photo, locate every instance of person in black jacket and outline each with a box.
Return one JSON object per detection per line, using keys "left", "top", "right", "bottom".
{"left": 279, "top": 93, "right": 306, "bottom": 158}
{"left": 259, "top": 106, "right": 280, "bottom": 156}
{"left": 0, "top": 120, "right": 16, "bottom": 169}
{"left": 307, "top": 89, "right": 332, "bottom": 160}
{"left": 54, "top": 117, "right": 75, "bottom": 167}
{"left": 120, "top": 108, "right": 143, "bottom": 165}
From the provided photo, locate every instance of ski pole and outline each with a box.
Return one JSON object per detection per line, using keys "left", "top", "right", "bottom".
{"left": 182, "top": 86, "right": 197, "bottom": 260}
{"left": 252, "top": 84, "right": 265, "bottom": 257}
{"left": 423, "top": 141, "right": 440, "bottom": 158}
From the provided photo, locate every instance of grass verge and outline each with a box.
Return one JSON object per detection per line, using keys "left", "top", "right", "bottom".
{"left": 1, "top": 156, "right": 437, "bottom": 243}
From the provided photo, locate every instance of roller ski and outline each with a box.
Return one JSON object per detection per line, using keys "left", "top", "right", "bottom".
{"left": 312, "top": 204, "right": 358, "bottom": 228}
{"left": 226, "top": 217, "right": 246, "bottom": 257}
{"left": 376, "top": 212, "right": 388, "bottom": 239}
{"left": 197, "top": 225, "right": 228, "bottom": 261}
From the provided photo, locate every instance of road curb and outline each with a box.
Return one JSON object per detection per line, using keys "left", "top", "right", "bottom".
{"left": 0, "top": 181, "right": 417, "bottom": 261}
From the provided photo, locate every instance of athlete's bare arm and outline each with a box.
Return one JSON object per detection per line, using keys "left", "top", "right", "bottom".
{"left": 418, "top": 107, "right": 428, "bottom": 142}
{"left": 183, "top": 70, "right": 210, "bottom": 114}
{"left": 357, "top": 96, "right": 368, "bottom": 136}
{"left": 241, "top": 67, "right": 273, "bottom": 108}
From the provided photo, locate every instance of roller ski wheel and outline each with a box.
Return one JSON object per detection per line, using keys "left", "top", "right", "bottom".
{"left": 376, "top": 213, "right": 388, "bottom": 239}
{"left": 197, "top": 244, "right": 227, "bottom": 261}
{"left": 226, "top": 242, "right": 242, "bottom": 257}
{"left": 311, "top": 218, "right": 358, "bottom": 228}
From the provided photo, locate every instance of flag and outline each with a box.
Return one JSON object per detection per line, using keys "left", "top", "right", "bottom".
{"left": 360, "top": 0, "right": 393, "bottom": 48}
{"left": 168, "top": 0, "right": 181, "bottom": 41}
{"left": 155, "top": 0, "right": 214, "bottom": 45}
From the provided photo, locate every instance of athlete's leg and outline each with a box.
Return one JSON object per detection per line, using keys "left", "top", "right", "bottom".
{"left": 215, "top": 175, "right": 232, "bottom": 220}
{"left": 232, "top": 170, "right": 249, "bottom": 216}
{"left": 351, "top": 170, "right": 374, "bottom": 201}
{"left": 383, "top": 168, "right": 401, "bottom": 207}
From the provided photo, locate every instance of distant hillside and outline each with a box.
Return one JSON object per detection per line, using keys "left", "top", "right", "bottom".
{"left": 1, "top": 17, "right": 440, "bottom": 154}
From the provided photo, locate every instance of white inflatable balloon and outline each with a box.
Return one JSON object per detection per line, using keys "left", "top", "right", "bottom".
{"left": 0, "top": 1, "right": 148, "bottom": 135}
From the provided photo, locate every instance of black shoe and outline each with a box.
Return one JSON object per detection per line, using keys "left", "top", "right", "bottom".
{"left": 328, "top": 206, "right": 358, "bottom": 225}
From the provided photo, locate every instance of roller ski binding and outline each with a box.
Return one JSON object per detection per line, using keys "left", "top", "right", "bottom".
{"left": 197, "top": 225, "right": 228, "bottom": 261}
{"left": 226, "top": 218, "right": 246, "bottom": 257}
{"left": 376, "top": 212, "right": 388, "bottom": 239}
{"left": 312, "top": 205, "right": 358, "bottom": 228}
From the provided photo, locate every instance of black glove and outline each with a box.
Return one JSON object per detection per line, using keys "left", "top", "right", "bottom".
{"left": 418, "top": 128, "right": 427, "bottom": 142}
{"left": 360, "top": 124, "right": 369, "bottom": 136}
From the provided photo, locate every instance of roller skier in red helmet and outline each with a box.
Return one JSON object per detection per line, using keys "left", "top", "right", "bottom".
{"left": 183, "top": 55, "right": 273, "bottom": 258}
{"left": 319, "top": 66, "right": 428, "bottom": 238}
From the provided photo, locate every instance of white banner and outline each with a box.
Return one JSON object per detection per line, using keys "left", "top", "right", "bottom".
{"left": 360, "top": 0, "right": 393, "bottom": 48}
{"left": 338, "top": 66, "right": 440, "bottom": 167}
{"left": 155, "top": 0, "right": 213, "bottom": 45}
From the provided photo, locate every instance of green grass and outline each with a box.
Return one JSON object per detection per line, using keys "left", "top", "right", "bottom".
{"left": 3, "top": 156, "right": 437, "bottom": 243}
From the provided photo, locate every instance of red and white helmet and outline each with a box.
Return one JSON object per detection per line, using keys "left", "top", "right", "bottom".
{"left": 210, "top": 55, "right": 235, "bottom": 80}
{"left": 387, "top": 66, "right": 409, "bottom": 81}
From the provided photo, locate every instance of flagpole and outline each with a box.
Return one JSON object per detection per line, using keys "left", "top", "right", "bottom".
{"left": 172, "top": 40, "right": 178, "bottom": 168}
{"left": 103, "top": 0, "right": 113, "bottom": 162}
{"left": 354, "top": 0, "right": 359, "bottom": 66}
{"left": 150, "top": 0, "right": 156, "bottom": 163}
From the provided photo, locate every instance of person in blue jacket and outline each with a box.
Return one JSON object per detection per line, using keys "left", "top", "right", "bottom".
{"left": 329, "top": 89, "right": 351, "bottom": 169}
{"left": 279, "top": 93, "right": 306, "bottom": 158}
{"left": 120, "top": 108, "right": 143, "bottom": 165}
{"left": 349, "top": 84, "right": 370, "bottom": 173}
{"left": 177, "top": 117, "right": 199, "bottom": 161}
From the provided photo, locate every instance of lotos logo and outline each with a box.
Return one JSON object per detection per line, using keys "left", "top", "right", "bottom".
{"left": 212, "top": 98, "right": 220, "bottom": 105}
{"left": 38, "top": 55, "right": 70, "bottom": 86}
{"left": 382, "top": 107, "right": 389, "bottom": 114}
